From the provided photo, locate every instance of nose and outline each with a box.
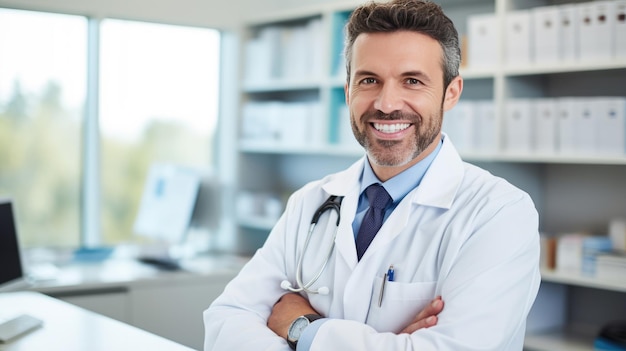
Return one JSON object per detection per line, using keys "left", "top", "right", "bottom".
{"left": 373, "top": 83, "right": 403, "bottom": 114}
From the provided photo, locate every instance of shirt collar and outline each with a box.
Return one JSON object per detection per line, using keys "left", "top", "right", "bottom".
{"left": 360, "top": 137, "right": 443, "bottom": 203}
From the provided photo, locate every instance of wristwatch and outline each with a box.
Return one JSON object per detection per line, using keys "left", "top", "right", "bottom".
{"left": 286, "top": 314, "right": 322, "bottom": 350}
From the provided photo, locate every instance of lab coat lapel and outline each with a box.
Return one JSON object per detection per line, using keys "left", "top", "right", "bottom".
{"left": 411, "top": 134, "right": 464, "bottom": 209}
{"left": 321, "top": 157, "right": 364, "bottom": 270}
{"left": 321, "top": 159, "right": 394, "bottom": 322}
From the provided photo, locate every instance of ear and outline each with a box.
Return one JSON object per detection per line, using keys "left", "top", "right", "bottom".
{"left": 442, "top": 76, "right": 463, "bottom": 112}
{"left": 344, "top": 82, "right": 350, "bottom": 106}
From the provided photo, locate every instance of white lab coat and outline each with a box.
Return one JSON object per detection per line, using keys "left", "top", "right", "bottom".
{"left": 204, "top": 137, "right": 541, "bottom": 351}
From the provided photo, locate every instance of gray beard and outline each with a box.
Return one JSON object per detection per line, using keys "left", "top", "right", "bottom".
{"left": 351, "top": 109, "right": 442, "bottom": 167}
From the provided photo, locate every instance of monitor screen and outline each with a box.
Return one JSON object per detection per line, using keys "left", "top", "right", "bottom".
{"left": 0, "top": 199, "right": 26, "bottom": 291}
{"left": 133, "top": 164, "right": 201, "bottom": 244}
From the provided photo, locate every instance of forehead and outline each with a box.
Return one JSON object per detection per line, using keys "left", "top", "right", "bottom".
{"left": 351, "top": 31, "right": 444, "bottom": 75}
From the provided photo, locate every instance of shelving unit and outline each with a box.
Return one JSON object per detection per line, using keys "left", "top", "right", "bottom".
{"left": 524, "top": 269, "right": 626, "bottom": 351}
{"left": 234, "top": 0, "right": 626, "bottom": 350}
{"left": 541, "top": 268, "right": 626, "bottom": 293}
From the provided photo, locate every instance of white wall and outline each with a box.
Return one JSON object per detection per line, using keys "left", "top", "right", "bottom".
{"left": 0, "top": 0, "right": 365, "bottom": 28}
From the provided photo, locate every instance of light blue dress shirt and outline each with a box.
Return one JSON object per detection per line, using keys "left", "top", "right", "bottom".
{"left": 297, "top": 138, "right": 443, "bottom": 351}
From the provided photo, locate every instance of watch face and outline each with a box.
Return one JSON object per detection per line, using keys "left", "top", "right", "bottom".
{"left": 287, "top": 316, "right": 310, "bottom": 341}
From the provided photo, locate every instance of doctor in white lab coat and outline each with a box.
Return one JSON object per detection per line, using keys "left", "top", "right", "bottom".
{"left": 204, "top": 1, "right": 541, "bottom": 350}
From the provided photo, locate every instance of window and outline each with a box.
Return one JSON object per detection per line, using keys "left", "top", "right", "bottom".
{"left": 99, "top": 20, "right": 220, "bottom": 245}
{"left": 0, "top": 9, "right": 86, "bottom": 247}
{"left": 0, "top": 9, "right": 221, "bottom": 248}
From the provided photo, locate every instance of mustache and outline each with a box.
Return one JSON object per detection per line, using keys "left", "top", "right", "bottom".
{"left": 361, "top": 110, "right": 421, "bottom": 123}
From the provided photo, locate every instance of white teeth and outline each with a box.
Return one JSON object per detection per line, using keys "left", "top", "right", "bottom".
{"left": 373, "top": 123, "right": 410, "bottom": 133}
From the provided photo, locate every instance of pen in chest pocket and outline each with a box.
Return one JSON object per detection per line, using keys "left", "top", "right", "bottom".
{"left": 378, "top": 265, "right": 394, "bottom": 307}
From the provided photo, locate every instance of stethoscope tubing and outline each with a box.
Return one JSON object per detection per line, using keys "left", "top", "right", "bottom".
{"left": 283, "top": 196, "right": 342, "bottom": 295}
{"left": 295, "top": 223, "right": 337, "bottom": 292}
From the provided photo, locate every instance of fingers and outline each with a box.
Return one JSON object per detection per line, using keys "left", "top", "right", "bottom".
{"left": 414, "top": 296, "right": 444, "bottom": 321}
{"left": 399, "top": 315, "right": 438, "bottom": 334}
{"left": 398, "top": 296, "right": 444, "bottom": 334}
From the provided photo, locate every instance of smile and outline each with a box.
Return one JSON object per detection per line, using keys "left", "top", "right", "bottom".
{"left": 372, "top": 123, "right": 411, "bottom": 133}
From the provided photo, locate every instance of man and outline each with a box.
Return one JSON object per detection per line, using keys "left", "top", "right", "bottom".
{"left": 204, "top": 0, "right": 541, "bottom": 350}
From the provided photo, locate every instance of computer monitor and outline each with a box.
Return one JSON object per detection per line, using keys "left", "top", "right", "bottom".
{"left": 132, "top": 164, "right": 206, "bottom": 268}
{"left": 0, "top": 199, "right": 29, "bottom": 292}
{"left": 133, "top": 164, "right": 201, "bottom": 245}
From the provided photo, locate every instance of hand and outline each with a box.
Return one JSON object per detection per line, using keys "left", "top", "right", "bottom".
{"left": 398, "top": 296, "right": 444, "bottom": 334}
{"left": 268, "top": 293, "right": 320, "bottom": 339}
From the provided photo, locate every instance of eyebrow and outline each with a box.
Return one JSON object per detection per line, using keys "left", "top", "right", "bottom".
{"left": 352, "top": 69, "right": 378, "bottom": 78}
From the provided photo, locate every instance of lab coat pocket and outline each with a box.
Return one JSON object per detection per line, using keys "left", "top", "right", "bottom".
{"left": 365, "top": 277, "right": 436, "bottom": 333}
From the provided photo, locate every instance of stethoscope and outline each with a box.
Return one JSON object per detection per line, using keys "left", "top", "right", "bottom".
{"left": 280, "top": 195, "right": 343, "bottom": 295}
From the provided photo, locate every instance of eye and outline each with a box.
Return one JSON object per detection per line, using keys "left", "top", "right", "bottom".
{"left": 406, "top": 78, "right": 421, "bottom": 85}
{"left": 360, "top": 77, "right": 377, "bottom": 85}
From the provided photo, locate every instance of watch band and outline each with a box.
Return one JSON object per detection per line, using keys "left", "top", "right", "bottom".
{"left": 287, "top": 314, "right": 323, "bottom": 350}
{"left": 303, "top": 314, "right": 323, "bottom": 323}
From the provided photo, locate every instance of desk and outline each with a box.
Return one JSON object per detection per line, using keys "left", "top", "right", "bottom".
{"left": 0, "top": 291, "right": 194, "bottom": 351}
{"left": 24, "top": 254, "right": 249, "bottom": 350}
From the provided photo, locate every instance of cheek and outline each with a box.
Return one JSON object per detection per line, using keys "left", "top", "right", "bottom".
{"left": 409, "top": 92, "right": 442, "bottom": 114}
{"left": 348, "top": 93, "right": 370, "bottom": 116}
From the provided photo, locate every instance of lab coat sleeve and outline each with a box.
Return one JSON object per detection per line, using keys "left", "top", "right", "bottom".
{"left": 203, "top": 193, "right": 303, "bottom": 351}
{"left": 307, "top": 190, "right": 541, "bottom": 351}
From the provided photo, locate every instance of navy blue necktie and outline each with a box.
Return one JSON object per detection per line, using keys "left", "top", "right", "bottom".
{"left": 356, "top": 184, "right": 392, "bottom": 260}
